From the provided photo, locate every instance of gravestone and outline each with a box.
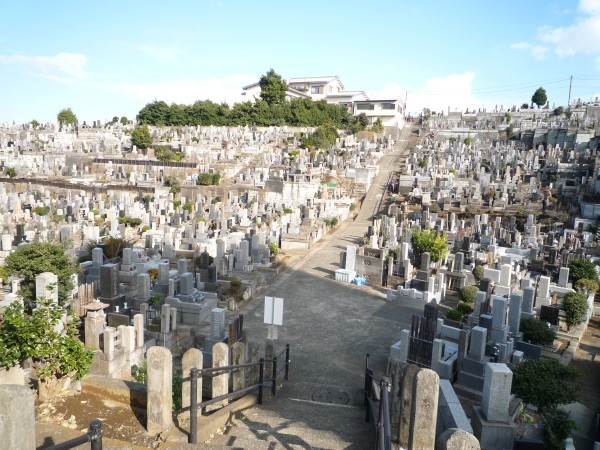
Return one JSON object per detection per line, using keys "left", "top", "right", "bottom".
{"left": 147, "top": 347, "right": 173, "bottom": 434}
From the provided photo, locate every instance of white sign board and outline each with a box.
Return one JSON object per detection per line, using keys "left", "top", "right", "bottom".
{"left": 264, "top": 296, "right": 284, "bottom": 326}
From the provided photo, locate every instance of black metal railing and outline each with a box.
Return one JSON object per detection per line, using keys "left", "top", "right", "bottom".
{"left": 364, "top": 354, "right": 391, "bottom": 450}
{"left": 45, "top": 419, "right": 103, "bottom": 450}
{"left": 188, "top": 344, "right": 290, "bottom": 444}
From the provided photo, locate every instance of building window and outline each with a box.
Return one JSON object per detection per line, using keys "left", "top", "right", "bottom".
{"left": 356, "top": 104, "right": 374, "bottom": 110}
{"left": 311, "top": 85, "right": 324, "bottom": 94}
{"left": 382, "top": 103, "right": 395, "bottom": 110}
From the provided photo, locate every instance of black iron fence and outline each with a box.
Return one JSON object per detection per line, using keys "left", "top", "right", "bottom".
{"left": 188, "top": 344, "right": 290, "bottom": 444}
{"left": 364, "top": 354, "right": 391, "bottom": 450}
{"left": 44, "top": 419, "right": 103, "bottom": 450}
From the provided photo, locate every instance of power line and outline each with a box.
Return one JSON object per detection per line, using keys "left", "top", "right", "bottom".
{"left": 416, "top": 77, "right": 571, "bottom": 96}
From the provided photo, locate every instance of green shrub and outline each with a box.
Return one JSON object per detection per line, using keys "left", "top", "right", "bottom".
{"left": 472, "top": 265, "right": 484, "bottom": 282}
{"left": 457, "top": 301, "right": 473, "bottom": 315}
{"left": 459, "top": 285, "right": 478, "bottom": 303}
{"left": 520, "top": 318, "right": 556, "bottom": 345}
{"left": 562, "top": 292, "right": 589, "bottom": 331}
{"left": 268, "top": 242, "right": 279, "bottom": 256}
{"left": 447, "top": 309, "right": 463, "bottom": 321}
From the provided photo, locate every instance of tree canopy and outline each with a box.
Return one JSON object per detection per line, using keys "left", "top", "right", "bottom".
{"left": 4, "top": 242, "right": 76, "bottom": 307}
{"left": 0, "top": 298, "right": 93, "bottom": 381}
{"left": 562, "top": 291, "right": 589, "bottom": 331}
{"left": 511, "top": 358, "right": 579, "bottom": 414}
{"left": 57, "top": 108, "right": 77, "bottom": 125}
{"left": 259, "top": 69, "right": 288, "bottom": 106}
{"left": 411, "top": 228, "right": 449, "bottom": 263}
{"left": 302, "top": 122, "right": 339, "bottom": 149}
{"left": 568, "top": 258, "right": 597, "bottom": 283}
{"left": 130, "top": 125, "right": 153, "bottom": 149}
{"left": 136, "top": 95, "right": 362, "bottom": 131}
{"left": 531, "top": 87, "right": 547, "bottom": 108}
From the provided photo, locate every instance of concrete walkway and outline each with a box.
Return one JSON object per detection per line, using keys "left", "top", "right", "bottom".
{"left": 208, "top": 125, "right": 420, "bottom": 448}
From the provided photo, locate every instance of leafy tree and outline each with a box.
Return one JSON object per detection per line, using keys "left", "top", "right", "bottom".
{"left": 30, "top": 119, "right": 40, "bottom": 128}
{"left": 418, "top": 159, "right": 427, "bottom": 168}
{"left": 574, "top": 278, "right": 599, "bottom": 295}
{"left": 120, "top": 116, "right": 128, "bottom": 125}
{"left": 531, "top": 87, "right": 547, "bottom": 108}
{"left": 196, "top": 173, "right": 220, "bottom": 186}
{"left": 519, "top": 318, "right": 556, "bottom": 345}
{"left": 131, "top": 125, "right": 153, "bottom": 149}
{"left": 163, "top": 176, "right": 181, "bottom": 195}
{"left": 543, "top": 408, "right": 577, "bottom": 450}
{"left": 0, "top": 298, "right": 94, "bottom": 382}
{"left": 57, "top": 108, "right": 77, "bottom": 125}
{"left": 511, "top": 358, "right": 580, "bottom": 415}
{"left": 112, "top": 116, "right": 119, "bottom": 123}
{"left": 371, "top": 117, "right": 384, "bottom": 133}
{"left": 568, "top": 258, "right": 597, "bottom": 283}
{"left": 463, "top": 137, "right": 472, "bottom": 145}
{"left": 562, "top": 292, "right": 589, "bottom": 331}
{"left": 32, "top": 205, "right": 50, "bottom": 216}
{"left": 459, "top": 285, "right": 478, "bottom": 303}
{"left": 4, "top": 242, "right": 76, "bottom": 307}
{"left": 504, "top": 112, "right": 511, "bottom": 123}
{"left": 553, "top": 106, "right": 564, "bottom": 116}
{"left": 303, "top": 122, "right": 339, "bottom": 149}
{"left": 137, "top": 100, "right": 171, "bottom": 125}
{"left": 521, "top": 103, "right": 529, "bottom": 109}
{"left": 411, "top": 228, "right": 448, "bottom": 263}
{"left": 259, "top": 68, "right": 288, "bottom": 106}
{"left": 5, "top": 167, "right": 16, "bottom": 178}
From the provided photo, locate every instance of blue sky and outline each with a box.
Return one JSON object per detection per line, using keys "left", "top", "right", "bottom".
{"left": 1, "top": 0, "right": 600, "bottom": 123}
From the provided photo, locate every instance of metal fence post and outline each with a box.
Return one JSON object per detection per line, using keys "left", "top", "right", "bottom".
{"left": 381, "top": 377, "right": 391, "bottom": 450}
{"left": 89, "top": 419, "right": 103, "bottom": 450}
{"left": 365, "top": 368, "right": 373, "bottom": 423}
{"left": 284, "top": 344, "right": 290, "bottom": 381}
{"left": 189, "top": 368, "right": 199, "bottom": 444}
{"left": 258, "top": 358, "right": 264, "bottom": 405}
{"left": 271, "top": 354, "right": 278, "bottom": 396}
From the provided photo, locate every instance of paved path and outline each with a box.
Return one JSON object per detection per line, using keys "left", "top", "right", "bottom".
{"left": 210, "top": 125, "right": 422, "bottom": 449}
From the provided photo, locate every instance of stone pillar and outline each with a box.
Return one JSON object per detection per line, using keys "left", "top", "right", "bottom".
{"left": 436, "top": 428, "right": 480, "bottom": 450}
{"left": 398, "top": 364, "right": 419, "bottom": 447}
{"left": 232, "top": 342, "right": 247, "bottom": 391}
{"left": 170, "top": 307, "right": 177, "bottom": 332}
{"left": 133, "top": 314, "right": 144, "bottom": 348}
{"left": 84, "top": 310, "right": 105, "bottom": 348}
{"left": 408, "top": 368, "right": 439, "bottom": 450}
{"left": 119, "top": 325, "right": 134, "bottom": 354}
{"left": 207, "top": 342, "right": 229, "bottom": 412}
{"left": 481, "top": 363, "right": 512, "bottom": 422}
{"left": 508, "top": 293, "right": 523, "bottom": 335}
{"left": 399, "top": 329, "right": 410, "bottom": 363}
{"left": 103, "top": 327, "right": 116, "bottom": 359}
{"left": 247, "top": 341, "right": 260, "bottom": 385}
{"left": 160, "top": 304, "right": 171, "bottom": 334}
{"left": 0, "top": 385, "right": 36, "bottom": 450}
{"left": 264, "top": 339, "right": 275, "bottom": 379}
{"left": 182, "top": 348, "right": 203, "bottom": 411}
{"left": 140, "top": 303, "right": 149, "bottom": 325}
{"left": 147, "top": 346, "right": 173, "bottom": 434}
{"left": 469, "top": 327, "right": 487, "bottom": 362}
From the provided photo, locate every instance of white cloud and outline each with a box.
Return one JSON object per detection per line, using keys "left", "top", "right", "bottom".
{"left": 536, "top": 0, "right": 600, "bottom": 59}
{"left": 510, "top": 42, "right": 549, "bottom": 60}
{"left": 375, "top": 72, "right": 487, "bottom": 114}
{"left": 579, "top": 0, "right": 600, "bottom": 15}
{"left": 0, "top": 52, "right": 89, "bottom": 80}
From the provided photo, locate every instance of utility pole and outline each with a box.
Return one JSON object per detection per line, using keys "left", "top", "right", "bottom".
{"left": 567, "top": 75, "right": 573, "bottom": 108}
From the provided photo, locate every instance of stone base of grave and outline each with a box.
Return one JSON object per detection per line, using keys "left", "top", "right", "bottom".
{"left": 90, "top": 348, "right": 128, "bottom": 379}
{"left": 471, "top": 406, "right": 517, "bottom": 450}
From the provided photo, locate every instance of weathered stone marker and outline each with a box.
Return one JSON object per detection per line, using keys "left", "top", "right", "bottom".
{"left": 0, "top": 385, "right": 35, "bottom": 450}
{"left": 147, "top": 346, "right": 173, "bottom": 434}
{"left": 436, "top": 428, "right": 481, "bottom": 450}
{"left": 408, "top": 368, "right": 439, "bottom": 449}
{"left": 182, "top": 348, "right": 203, "bottom": 411}
{"left": 207, "top": 342, "right": 229, "bottom": 412}
{"left": 232, "top": 341, "right": 247, "bottom": 391}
